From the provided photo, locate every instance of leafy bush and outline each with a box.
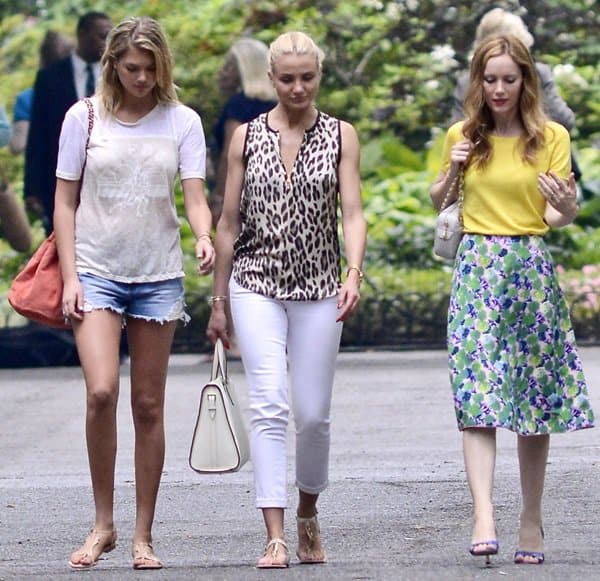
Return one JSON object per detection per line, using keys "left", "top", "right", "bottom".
{"left": 1, "top": 0, "right": 599, "bottom": 349}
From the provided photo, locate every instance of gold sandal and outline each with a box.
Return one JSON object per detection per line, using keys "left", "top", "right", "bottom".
{"left": 257, "top": 538, "right": 290, "bottom": 568}
{"left": 132, "top": 542, "right": 163, "bottom": 570}
{"left": 68, "top": 528, "right": 117, "bottom": 569}
{"left": 297, "top": 514, "right": 326, "bottom": 564}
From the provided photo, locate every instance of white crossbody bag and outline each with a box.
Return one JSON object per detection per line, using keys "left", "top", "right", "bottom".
{"left": 189, "top": 339, "right": 250, "bottom": 473}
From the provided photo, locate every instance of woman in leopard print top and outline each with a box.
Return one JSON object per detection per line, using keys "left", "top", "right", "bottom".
{"left": 207, "top": 31, "right": 367, "bottom": 568}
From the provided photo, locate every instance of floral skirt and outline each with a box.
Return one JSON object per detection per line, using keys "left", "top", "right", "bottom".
{"left": 448, "top": 234, "right": 594, "bottom": 435}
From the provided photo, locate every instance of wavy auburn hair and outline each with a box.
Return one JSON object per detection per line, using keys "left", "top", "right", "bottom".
{"left": 463, "top": 34, "right": 546, "bottom": 168}
{"left": 99, "top": 16, "right": 178, "bottom": 114}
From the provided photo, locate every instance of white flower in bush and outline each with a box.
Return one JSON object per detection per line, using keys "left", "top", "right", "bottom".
{"left": 425, "top": 79, "right": 440, "bottom": 91}
{"left": 553, "top": 64, "right": 588, "bottom": 89}
{"left": 430, "top": 44, "right": 458, "bottom": 71}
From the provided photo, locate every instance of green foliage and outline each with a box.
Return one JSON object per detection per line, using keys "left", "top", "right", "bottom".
{"left": 1, "top": 1, "right": 599, "bottom": 347}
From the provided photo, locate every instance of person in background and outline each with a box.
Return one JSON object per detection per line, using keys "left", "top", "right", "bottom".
{"left": 210, "top": 38, "right": 277, "bottom": 357}
{"left": 25, "top": 11, "right": 112, "bottom": 233}
{"left": 207, "top": 31, "right": 367, "bottom": 568}
{"left": 0, "top": 104, "right": 10, "bottom": 146}
{"left": 451, "top": 7, "right": 581, "bottom": 181}
{"left": 10, "top": 30, "right": 74, "bottom": 155}
{"left": 1, "top": 104, "right": 31, "bottom": 251}
{"left": 210, "top": 37, "right": 277, "bottom": 225}
{"left": 54, "top": 16, "right": 214, "bottom": 570}
{"left": 431, "top": 34, "right": 593, "bottom": 566}
{"left": 0, "top": 172, "right": 32, "bottom": 252}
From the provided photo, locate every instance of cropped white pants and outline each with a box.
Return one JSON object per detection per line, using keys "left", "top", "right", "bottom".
{"left": 230, "top": 278, "right": 343, "bottom": 508}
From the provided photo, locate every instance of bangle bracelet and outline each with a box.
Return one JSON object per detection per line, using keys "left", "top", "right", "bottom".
{"left": 346, "top": 265, "right": 364, "bottom": 284}
{"left": 208, "top": 295, "right": 227, "bottom": 305}
{"left": 197, "top": 232, "right": 212, "bottom": 242}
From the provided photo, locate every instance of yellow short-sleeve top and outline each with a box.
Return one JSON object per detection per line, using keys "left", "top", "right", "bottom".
{"left": 441, "top": 121, "right": 571, "bottom": 235}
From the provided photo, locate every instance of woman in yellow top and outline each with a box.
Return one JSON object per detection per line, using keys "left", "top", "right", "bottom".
{"left": 431, "top": 35, "right": 593, "bottom": 566}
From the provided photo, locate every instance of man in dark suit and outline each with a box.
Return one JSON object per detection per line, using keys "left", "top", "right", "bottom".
{"left": 24, "top": 11, "right": 112, "bottom": 233}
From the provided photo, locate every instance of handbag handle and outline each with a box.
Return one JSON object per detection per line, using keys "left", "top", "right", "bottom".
{"left": 82, "top": 98, "right": 94, "bottom": 174}
{"left": 211, "top": 338, "right": 228, "bottom": 382}
{"left": 438, "top": 167, "right": 464, "bottom": 227}
{"left": 439, "top": 167, "right": 464, "bottom": 212}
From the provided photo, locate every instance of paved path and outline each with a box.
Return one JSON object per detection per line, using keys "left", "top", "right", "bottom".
{"left": 1, "top": 347, "right": 599, "bottom": 580}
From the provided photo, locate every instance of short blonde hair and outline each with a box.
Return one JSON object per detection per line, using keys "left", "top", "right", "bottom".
{"left": 268, "top": 31, "right": 325, "bottom": 73}
{"left": 229, "top": 38, "right": 276, "bottom": 101}
{"left": 475, "top": 8, "right": 534, "bottom": 48}
{"left": 99, "top": 16, "right": 178, "bottom": 114}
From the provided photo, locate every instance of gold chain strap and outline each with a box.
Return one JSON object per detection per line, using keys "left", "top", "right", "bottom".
{"left": 438, "top": 168, "right": 464, "bottom": 226}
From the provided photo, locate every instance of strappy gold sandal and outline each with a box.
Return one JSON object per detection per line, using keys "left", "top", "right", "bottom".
{"left": 68, "top": 528, "right": 117, "bottom": 569}
{"left": 132, "top": 542, "right": 163, "bottom": 570}
{"left": 297, "top": 513, "right": 326, "bottom": 564}
{"left": 257, "top": 537, "right": 290, "bottom": 568}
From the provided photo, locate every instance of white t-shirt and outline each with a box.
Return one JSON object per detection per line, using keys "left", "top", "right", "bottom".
{"left": 56, "top": 96, "right": 206, "bottom": 283}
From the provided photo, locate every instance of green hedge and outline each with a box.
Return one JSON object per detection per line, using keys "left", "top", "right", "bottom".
{"left": 169, "top": 266, "right": 600, "bottom": 353}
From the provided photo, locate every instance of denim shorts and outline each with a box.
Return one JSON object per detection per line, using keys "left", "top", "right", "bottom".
{"left": 79, "top": 273, "right": 190, "bottom": 324}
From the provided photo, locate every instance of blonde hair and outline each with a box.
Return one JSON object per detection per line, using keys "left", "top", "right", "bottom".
{"left": 268, "top": 31, "right": 325, "bottom": 73}
{"left": 229, "top": 38, "right": 276, "bottom": 101}
{"left": 475, "top": 8, "right": 534, "bottom": 49}
{"left": 463, "top": 35, "right": 546, "bottom": 168}
{"left": 99, "top": 16, "right": 178, "bottom": 114}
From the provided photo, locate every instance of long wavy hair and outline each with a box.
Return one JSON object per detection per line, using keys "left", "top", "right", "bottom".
{"left": 463, "top": 34, "right": 546, "bottom": 168}
{"left": 99, "top": 16, "right": 178, "bottom": 114}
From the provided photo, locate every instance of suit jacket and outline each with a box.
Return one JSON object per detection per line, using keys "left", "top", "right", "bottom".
{"left": 24, "top": 56, "right": 78, "bottom": 232}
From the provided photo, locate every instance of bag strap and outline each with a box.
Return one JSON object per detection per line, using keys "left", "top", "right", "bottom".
{"left": 211, "top": 338, "right": 228, "bottom": 382}
{"left": 439, "top": 167, "right": 463, "bottom": 211}
{"left": 438, "top": 167, "right": 464, "bottom": 225}
{"left": 82, "top": 98, "right": 94, "bottom": 166}
{"left": 73, "top": 98, "right": 94, "bottom": 208}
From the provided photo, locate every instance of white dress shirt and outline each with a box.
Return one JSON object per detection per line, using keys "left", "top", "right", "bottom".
{"left": 72, "top": 53, "right": 102, "bottom": 99}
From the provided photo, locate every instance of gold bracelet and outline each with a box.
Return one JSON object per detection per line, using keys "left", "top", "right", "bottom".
{"left": 346, "top": 265, "right": 364, "bottom": 284}
{"left": 208, "top": 295, "right": 227, "bottom": 305}
{"left": 196, "top": 232, "right": 213, "bottom": 243}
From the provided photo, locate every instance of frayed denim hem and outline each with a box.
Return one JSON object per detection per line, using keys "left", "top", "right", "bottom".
{"left": 82, "top": 302, "right": 190, "bottom": 326}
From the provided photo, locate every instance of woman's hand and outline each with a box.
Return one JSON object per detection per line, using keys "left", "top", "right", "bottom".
{"left": 431, "top": 138, "right": 473, "bottom": 211}
{"left": 449, "top": 139, "right": 473, "bottom": 171}
{"left": 61, "top": 276, "right": 84, "bottom": 322}
{"left": 539, "top": 171, "right": 577, "bottom": 215}
{"left": 206, "top": 304, "right": 230, "bottom": 349}
{"left": 336, "top": 276, "right": 361, "bottom": 322}
{"left": 195, "top": 237, "right": 215, "bottom": 275}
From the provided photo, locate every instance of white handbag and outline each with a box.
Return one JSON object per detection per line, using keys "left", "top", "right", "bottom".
{"left": 189, "top": 339, "right": 250, "bottom": 473}
{"left": 434, "top": 169, "right": 464, "bottom": 260}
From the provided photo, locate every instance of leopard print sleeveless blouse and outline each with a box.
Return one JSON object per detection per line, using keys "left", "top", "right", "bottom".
{"left": 232, "top": 111, "right": 342, "bottom": 300}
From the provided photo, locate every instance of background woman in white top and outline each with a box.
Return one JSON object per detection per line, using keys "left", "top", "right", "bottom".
{"left": 54, "top": 17, "right": 214, "bottom": 570}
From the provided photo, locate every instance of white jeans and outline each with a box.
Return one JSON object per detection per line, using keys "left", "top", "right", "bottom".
{"left": 230, "top": 278, "right": 343, "bottom": 508}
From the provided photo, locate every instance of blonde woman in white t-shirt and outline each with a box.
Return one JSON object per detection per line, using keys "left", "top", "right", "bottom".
{"left": 54, "top": 17, "right": 214, "bottom": 571}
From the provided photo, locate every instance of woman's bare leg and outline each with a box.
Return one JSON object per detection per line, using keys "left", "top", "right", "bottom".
{"left": 463, "top": 428, "right": 497, "bottom": 549}
{"left": 126, "top": 317, "right": 177, "bottom": 546}
{"left": 516, "top": 434, "right": 549, "bottom": 560}
{"left": 69, "top": 310, "right": 123, "bottom": 566}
